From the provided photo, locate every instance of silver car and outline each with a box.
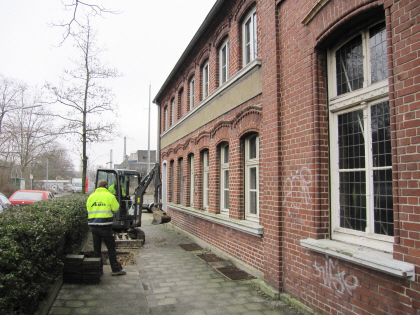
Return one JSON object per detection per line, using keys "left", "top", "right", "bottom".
{"left": 0, "top": 192, "right": 12, "bottom": 212}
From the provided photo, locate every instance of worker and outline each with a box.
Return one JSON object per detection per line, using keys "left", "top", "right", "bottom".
{"left": 108, "top": 182, "right": 126, "bottom": 196}
{"left": 86, "top": 179, "right": 126, "bottom": 276}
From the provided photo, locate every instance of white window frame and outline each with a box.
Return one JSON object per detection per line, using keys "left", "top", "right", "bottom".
{"left": 245, "top": 134, "right": 259, "bottom": 222}
{"left": 219, "top": 39, "right": 229, "bottom": 85}
{"left": 328, "top": 21, "right": 393, "bottom": 252}
{"left": 189, "top": 154, "right": 195, "bottom": 207}
{"left": 242, "top": 9, "right": 257, "bottom": 67}
{"left": 164, "top": 106, "right": 168, "bottom": 131}
{"left": 189, "top": 77, "right": 195, "bottom": 110}
{"left": 203, "top": 150, "right": 210, "bottom": 210}
{"left": 220, "top": 143, "right": 229, "bottom": 215}
{"left": 202, "top": 61, "right": 209, "bottom": 99}
{"left": 170, "top": 160, "right": 174, "bottom": 202}
{"left": 171, "top": 99, "right": 175, "bottom": 125}
{"left": 179, "top": 158, "right": 184, "bottom": 205}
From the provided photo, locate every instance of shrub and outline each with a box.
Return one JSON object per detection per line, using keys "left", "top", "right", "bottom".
{"left": 0, "top": 194, "right": 89, "bottom": 315}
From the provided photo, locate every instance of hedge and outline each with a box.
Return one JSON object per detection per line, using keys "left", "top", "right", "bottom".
{"left": 0, "top": 194, "right": 89, "bottom": 315}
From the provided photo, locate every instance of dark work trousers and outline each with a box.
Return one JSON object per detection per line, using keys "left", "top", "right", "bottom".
{"left": 89, "top": 225, "right": 120, "bottom": 272}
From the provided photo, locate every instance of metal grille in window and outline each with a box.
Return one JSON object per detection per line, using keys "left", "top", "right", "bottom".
{"left": 338, "top": 110, "right": 366, "bottom": 231}
{"left": 371, "top": 101, "right": 393, "bottom": 236}
{"left": 338, "top": 110, "right": 365, "bottom": 170}
{"left": 339, "top": 171, "right": 367, "bottom": 232}
{"left": 224, "top": 170, "right": 230, "bottom": 209}
{"left": 249, "top": 167, "right": 257, "bottom": 214}
{"left": 370, "top": 22, "right": 387, "bottom": 84}
{"left": 336, "top": 35, "right": 364, "bottom": 96}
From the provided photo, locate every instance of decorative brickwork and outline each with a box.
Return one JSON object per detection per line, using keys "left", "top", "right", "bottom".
{"left": 154, "top": 0, "right": 420, "bottom": 314}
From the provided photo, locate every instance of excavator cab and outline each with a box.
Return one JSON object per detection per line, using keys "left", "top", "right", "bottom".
{"left": 95, "top": 163, "right": 171, "bottom": 241}
{"left": 95, "top": 169, "right": 142, "bottom": 233}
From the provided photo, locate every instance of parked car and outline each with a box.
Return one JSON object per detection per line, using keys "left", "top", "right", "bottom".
{"left": 9, "top": 190, "right": 54, "bottom": 206}
{"left": 66, "top": 184, "right": 74, "bottom": 193}
{"left": 0, "top": 192, "right": 13, "bottom": 212}
{"left": 49, "top": 187, "right": 59, "bottom": 195}
{"left": 72, "top": 182, "right": 82, "bottom": 193}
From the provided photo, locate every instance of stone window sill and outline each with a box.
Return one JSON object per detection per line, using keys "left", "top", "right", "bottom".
{"left": 301, "top": 238, "right": 415, "bottom": 281}
{"left": 167, "top": 203, "right": 263, "bottom": 238}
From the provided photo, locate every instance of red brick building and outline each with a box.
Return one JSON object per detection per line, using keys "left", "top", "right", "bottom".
{"left": 153, "top": 0, "right": 420, "bottom": 314}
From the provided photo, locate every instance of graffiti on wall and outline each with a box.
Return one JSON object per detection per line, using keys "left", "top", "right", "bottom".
{"left": 284, "top": 167, "right": 312, "bottom": 209}
{"left": 313, "top": 258, "right": 359, "bottom": 295}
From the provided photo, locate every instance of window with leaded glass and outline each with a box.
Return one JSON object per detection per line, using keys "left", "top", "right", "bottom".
{"left": 202, "top": 150, "right": 210, "bottom": 210}
{"left": 220, "top": 143, "right": 230, "bottom": 215}
{"left": 245, "top": 134, "right": 259, "bottom": 221}
{"left": 328, "top": 21, "right": 392, "bottom": 251}
{"left": 243, "top": 9, "right": 257, "bottom": 67}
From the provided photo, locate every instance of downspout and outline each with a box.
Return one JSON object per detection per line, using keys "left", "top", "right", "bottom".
{"left": 155, "top": 101, "right": 162, "bottom": 204}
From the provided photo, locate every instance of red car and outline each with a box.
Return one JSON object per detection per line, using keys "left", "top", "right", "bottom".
{"left": 9, "top": 190, "right": 54, "bottom": 206}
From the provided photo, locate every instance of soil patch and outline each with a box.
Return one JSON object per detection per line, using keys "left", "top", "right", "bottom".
{"left": 84, "top": 251, "right": 137, "bottom": 266}
{"left": 179, "top": 243, "right": 203, "bottom": 251}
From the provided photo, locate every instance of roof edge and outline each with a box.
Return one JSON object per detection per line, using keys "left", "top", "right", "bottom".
{"left": 153, "top": 0, "right": 226, "bottom": 104}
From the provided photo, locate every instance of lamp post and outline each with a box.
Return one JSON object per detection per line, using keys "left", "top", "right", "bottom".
{"left": 0, "top": 104, "right": 42, "bottom": 133}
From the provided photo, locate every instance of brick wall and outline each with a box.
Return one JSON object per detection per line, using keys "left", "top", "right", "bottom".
{"left": 155, "top": 0, "right": 420, "bottom": 314}
{"left": 277, "top": 0, "right": 420, "bottom": 314}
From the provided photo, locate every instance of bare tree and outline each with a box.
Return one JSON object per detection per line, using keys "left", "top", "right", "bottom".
{"left": 54, "top": 0, "right": 119, "bottom": 43}
{"left": 46, "top": 16, "right": 119, "bottom": 194}
{"left": 0, "top": 75, "right": 27, "bottom": 134}
{"left": 5, "top": 104, "right": 56, "bottom": 180}
{"left": 31, "top": 145, "right": 76, "bottom": 184}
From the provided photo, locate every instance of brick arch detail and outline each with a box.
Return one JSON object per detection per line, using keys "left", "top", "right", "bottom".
{"left": 186, "top": 64, "right": 197, "bottom": 81}
{"left": 174, "top": 143, "right": 185, "bottom": 156}
{"left": 196, "top": 131, "right": 211, "bottom": 151}
{"left": 184, "top": 138, "right": 196, "bottom": 155}
{"left": 233, "top": 105, "right": 262, "bottom": 137}
{"left": 234, "top": 0, "right": 256, "bottom": 22}
{"left": 316, "top": 1, "right": 381, "bottom": 46}
{"left": 211, "top": 120, "right": 233, "bottom": 142}
{"left": 213, "top": 23, "right": 230, "bottom": 48}
{"left": 161, "top": 147, "right": 175, "bottom": 159}
{"left": 197, "top": 47, "right": 210, "bottom": 67}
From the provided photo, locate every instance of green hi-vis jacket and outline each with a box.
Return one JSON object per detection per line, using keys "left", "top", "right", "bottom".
{"left": 86, "top": 187, "right": 120, "bottom": 225}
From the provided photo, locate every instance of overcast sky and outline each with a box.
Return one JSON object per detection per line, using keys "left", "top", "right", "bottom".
{"left": 0, "top": 0, "right": 217, "bottom": 170}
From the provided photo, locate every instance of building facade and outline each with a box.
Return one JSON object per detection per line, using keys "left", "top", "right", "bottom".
{"left": 153, "top": 0, "right": 420, "bottom": 314}
{"left": 114, "top": 150, "right": 157, "bottom": 175}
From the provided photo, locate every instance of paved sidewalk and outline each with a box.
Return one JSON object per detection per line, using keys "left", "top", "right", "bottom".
{"left": 49, "top": 213, "right": 301, "bottom": 315}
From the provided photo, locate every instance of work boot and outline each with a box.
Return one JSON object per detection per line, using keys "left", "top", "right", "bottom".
{"left": 112, "top": 270, "right": 126, "bottom": 276}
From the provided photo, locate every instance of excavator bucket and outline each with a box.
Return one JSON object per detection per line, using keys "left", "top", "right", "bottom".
{"left": 151, "top": 205, "right": 171, "bottom": 225}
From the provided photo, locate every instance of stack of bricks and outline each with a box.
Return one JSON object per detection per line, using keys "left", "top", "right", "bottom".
{"left": 82, "top": 257, "right": 102, "bottom": 284}
{"left": 63, "top": 254, "right": 102, "bottom": 284}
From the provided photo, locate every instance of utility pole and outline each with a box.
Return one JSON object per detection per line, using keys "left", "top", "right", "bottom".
{"left": 148, "top": 83, "right": 151, "bottom": 173}
{"left": 46, "top": 158, "right": 48, "bottom": 190}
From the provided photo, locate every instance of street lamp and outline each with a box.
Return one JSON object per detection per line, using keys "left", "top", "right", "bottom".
{"left": 0, "top": 104, "right": 42, "bottom": 133}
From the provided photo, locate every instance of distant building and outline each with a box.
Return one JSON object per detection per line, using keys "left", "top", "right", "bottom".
{"left": 114, "top": 150, "right": 156, "bottom": 176}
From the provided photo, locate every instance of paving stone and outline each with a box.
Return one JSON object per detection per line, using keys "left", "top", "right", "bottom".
{"left": 48, "top": 212, "right": 303, "bottom": 315}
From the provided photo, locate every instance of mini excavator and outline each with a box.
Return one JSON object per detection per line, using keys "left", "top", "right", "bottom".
{"left": 95, "top": 163, "right": 171, "bottom": 243}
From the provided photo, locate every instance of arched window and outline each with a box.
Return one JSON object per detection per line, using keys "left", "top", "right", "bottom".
{"left": 202, "top": 61, "right": 209, "bottom": 99}
{"left": 245, "top": 134, "right": 259, "bottom": 221}
{"left": 219, "top": 39, "right": 229, "bottom": 85}
{"left": 189, "top": 77, "right": 195, "bottom": 110}
{"left": 328, "top": 21, "right": 392, "bottom": 251}
{"left": 220, "top": 143, "right": 230, "bottom": 215}
{"left": 242, "top": 8, "right": 257, "bottom": 67}
{"left": 202, "top": 150, "right": 210, "bottom": 210}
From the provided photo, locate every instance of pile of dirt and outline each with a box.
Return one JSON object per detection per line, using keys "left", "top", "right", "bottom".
{"left": 84, "top": 251, "right": 137, "bottom": 266}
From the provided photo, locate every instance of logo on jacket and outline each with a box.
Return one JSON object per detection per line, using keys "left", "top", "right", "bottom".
{"left": 91, "top": 201, "right": 106, "bottom": 207}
